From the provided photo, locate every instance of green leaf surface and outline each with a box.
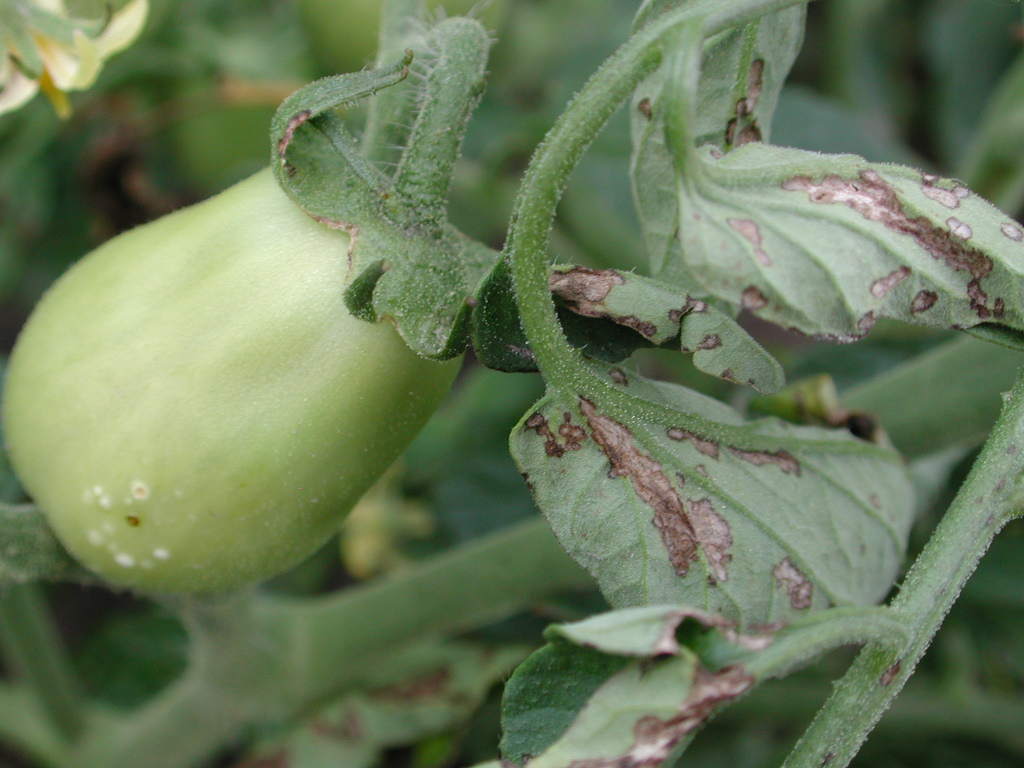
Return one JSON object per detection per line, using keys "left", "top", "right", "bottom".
{"left": 500, "top": 642, "right": 631, "bottom": 765}
{"left": 75, "top": 605, "right": 189, "bottom": 710}
{"left": 923, "top": 0, "right": 1022, "bottom": 174}
{"left": 843, "top": 336, "right": 1023, "bottom": 459}
{"left": 510, "top": 368, "right": 914, "bottom": 625}
{"left": 958, "top": 50, "right": 1024, "bottom": 216}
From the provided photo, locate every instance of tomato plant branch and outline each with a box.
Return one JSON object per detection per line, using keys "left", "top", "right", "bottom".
{"left": 70, "top": 518, "right": 592, "bottom": 768}
{"left": 0, "top": 582, "right": 85, "bottom": 744}
{"left": 782, "top": 373, "right": 1024, "bottom": 768}
{"left": 389, "top": 17, "right": 490, "bottom": 236}
{"left": 362, "top": 0, "right": 425, "bottom": 166}
{"left": 739, "top": 606, "right": 910, "bottom": 682}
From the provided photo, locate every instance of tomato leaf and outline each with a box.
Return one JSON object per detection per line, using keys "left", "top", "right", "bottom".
{"left": 241, "top": 640, "right": 526, "bottom": 768}
{"left": 510, "top": 367, "right": 914, "bottom": 625}
{"left": 631, "top": 4, "right": 805, "bottom": 279}
{"left": 502, "top": 646, "right": 751, "bottom": 768}
{"left": 634, "top": 16, "right": 1024, "bottom": 343}
{"left": 474, "top": 264, "right": 784, "bottom": 392}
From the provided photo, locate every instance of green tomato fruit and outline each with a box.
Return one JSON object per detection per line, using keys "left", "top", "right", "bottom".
{"left": 297, "top": 0, "right": 507, "bottom": 75}
{"left": 2, "top": 169, "right": 461, "bottom": 594}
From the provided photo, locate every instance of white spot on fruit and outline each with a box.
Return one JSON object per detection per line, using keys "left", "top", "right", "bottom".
{"left": 87, "top": 529, "right": 103, "bottom": 545}
{"left": 131, "top": 481, "right": 149, "bottom": 500}
{"left": 153, "top": 548, "right": 170, "bottom": 560}
{"left": 114, "top": 553, "right": 136, "bottom": 568}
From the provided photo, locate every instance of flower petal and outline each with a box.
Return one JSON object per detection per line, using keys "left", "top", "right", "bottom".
{"left": 0, "top": 62, "right": 40, "bottom": 115}
{"left": 96, "top": 0, "right": 148, "bottom": 57}
{"left": 67, "top": 29, "right": 101, "bottom": 89}
{"left": 31, "top": 31, "right": 79, "bottom": 90}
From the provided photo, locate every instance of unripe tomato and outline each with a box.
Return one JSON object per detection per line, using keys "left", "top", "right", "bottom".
{"left": 2, "top": 169, "right": 461, "bottom": 593}
{"left": 297, "top": 0, "right": 508, "bottom": 75}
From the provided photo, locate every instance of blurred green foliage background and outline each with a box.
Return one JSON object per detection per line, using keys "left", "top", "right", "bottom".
{"left": 3, "top": 1, "right": 1024, "bottom": 767}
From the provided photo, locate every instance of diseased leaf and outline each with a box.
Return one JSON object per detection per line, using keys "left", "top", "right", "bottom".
{"left": 242, "top": 640, "right": 525, "bottom": 768}
{"left": 631, "top": 5, "right": 806, "bottom": 277}
{"left": 500, "top": 642, "right": 631, "bottom": 765}
{"left": 474, "top": 264, "right": 783, "bottom": 391}
{"left": 510, "top": 367, "right": 913, "bottom": 625}
{"left": 663, "top": 143, "right": 1024, "bottom": 340}
{"left": 509, "top": 650, "right": 752, "bottom": 768}
{"left": 546, "top": 605, "right": 774, "bottom": 659}
{"left": 550, "top": 266, "right": 784, "bottom": 392}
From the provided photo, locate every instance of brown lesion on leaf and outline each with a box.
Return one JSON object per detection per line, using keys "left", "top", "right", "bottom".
{"left": 581, "top": 400, "right": 698, "bottom": 576}
{"left": 687, "top": 498, "right": 732, "bottom": 583}
{"left": 774, "top": 558, "right": 813, "bottom": 609}
{"left": 727, "top": 218, "right": 772, "bottom": 267}
{"left": 698, "top": 334, "right": 722, "bottom": 350}
{"left": 870, "top": 266, "right": 910, "bottom": 298}
{"left": 736, "top": 124, "right": 762, "bottom": 146}
{"left": 920, "top": 174, "right": 961, "bottom": 210}
{"left": 880, "top": 660, "right": 901, "bottom": 686}
{"left": 911, "top": 290, "right": 938, "bottom": 313}
{"left": 728, "top": 447, "right": 800, "bottom": 475}
{"left": 783, "top": 170, "right": 1000, "bottom": 318}
{"left": 1001, "top": 222, "right": 1023, "bottom": 242}
{"left": 311, "top": 710, "right": 365, "bottom": 742}
{"left": 726, "top": 59, "right": 765, "bottom": 149}
{"left": 550, "top": 267, "right": 659, "bottom": 339}
{"left": 610, "top": 368, "right": 630, "bottom": 386}
{"left": 650, "top": 607, "right": 777, "bottom": 655}
{"left": 741, "top": 286, "right": 768, "bottom": 311}
{"left": 370, "top": 667, "right": 451, "bottom": 702}
{"left": 637, "top": 97, "right": 653, "bottom": 120}
{"left": 581, "top": 401, "right": 733, "bottom": 580}
{"left": 563, "top": 666, "right": 754, "bottom": 768}
{"left": 277, "top": 109, "right": 313, "bottom": 164}
{"left": 525, "top": 412, "right": 587, "bottom": 458}
{"left": 667, "top": 428, "right": 720, "bottom": 459}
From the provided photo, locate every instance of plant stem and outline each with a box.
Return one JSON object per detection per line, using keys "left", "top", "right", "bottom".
{"left": 503, "top": 0, "right": 810, "bottom": 390}
{"left": 742, "top": 606, "right": 909, "bottom": 682}
{"left": 783, "top": 375, "right": 1024, "bottom": 768}
{"left": 0, "top": 582, "right": 85, "bottom": 743}
{"left": 71, "top": 518, "right": 592, "bottom": 768}
{"left": 362, "top": 0, "right": 425, "bottom": 166}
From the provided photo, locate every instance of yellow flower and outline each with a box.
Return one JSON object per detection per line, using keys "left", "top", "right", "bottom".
{"left": 0, "top": 0, "right": 148, "bottom": 118}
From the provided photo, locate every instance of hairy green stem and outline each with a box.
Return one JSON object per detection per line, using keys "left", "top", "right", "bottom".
{"left": 719, "top": 680, "right": 1024, "bottom": 754}
{"left": 389, "top": 17, "right": 491, "bottom": 236}
{"left": 362, "top": 0, "right": 425, "bottom": 166}
{"left": 503, "top": 0, "right": 810, "bottom": 391}
{"left": 743, "top": 606, "right": 909, "bottom": 682}
{"left": 783, "top": 376, "right": 1024, "bottom": 768}
{"left": 0, "top": 582, "right": 85, "bottom": 744}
